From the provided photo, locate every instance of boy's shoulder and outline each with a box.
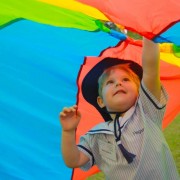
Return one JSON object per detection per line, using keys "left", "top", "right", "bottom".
{"left": 86, "top": 121, "right": 114, "bottom": 135}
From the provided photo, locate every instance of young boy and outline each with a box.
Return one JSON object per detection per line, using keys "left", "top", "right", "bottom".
{"left": 59, "top": 38, "right": 179, "bottom": 179}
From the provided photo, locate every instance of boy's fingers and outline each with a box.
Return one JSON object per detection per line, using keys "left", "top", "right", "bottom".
{"left": 63, "top": 105, "right": 77, "bottom": 113}
{"left": 73, "top": 105, "right": 77, "bottom": 109}
{"left": 60, "top": 106, "right": 76, "bottom": 115}
{"left": 62, "top": 107, "right": 69, "bottom": 112}
{"left": 59, "top": 105, "right": 78, "bottom": 119}
{"left": 69, "top": 106, "right": 77, "bottom": 112}
{"left": 76, "top": 110, "right": 81, "bottom": 118}
{"left": 59, "top": 112, "right": 66, "bottom": 117}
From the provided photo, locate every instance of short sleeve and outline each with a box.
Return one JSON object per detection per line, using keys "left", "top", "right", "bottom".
{"left": 77, "top": 134, "right": 95, "bottom": 171}
{"left": 139, "top": 81, "right": 168, "bottom": 126}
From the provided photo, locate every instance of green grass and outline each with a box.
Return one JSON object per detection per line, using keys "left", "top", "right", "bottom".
{"left": 87, "top": 115, "right": 180, "bottom": 179}
{"left": 163, "top": 114, "right": 180, "bottom": 173}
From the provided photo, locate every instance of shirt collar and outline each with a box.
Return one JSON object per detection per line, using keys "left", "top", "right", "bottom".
{"left": 86, "top": 99, "right": 138, "bottom": 135}
{"left": 108, "top": 102, "right": 137, "bottom": 132}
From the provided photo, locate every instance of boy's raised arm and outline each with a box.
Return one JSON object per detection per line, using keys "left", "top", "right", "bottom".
{"left": 60, "top": 105, "right": 89, "bottom": 168}
{"left": 142, "top": 37, "right": 161, "bottom": 100}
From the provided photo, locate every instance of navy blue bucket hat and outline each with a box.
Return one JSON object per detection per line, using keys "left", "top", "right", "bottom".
{"left": 82, "top": 57, "right": 143, "bottom": 121}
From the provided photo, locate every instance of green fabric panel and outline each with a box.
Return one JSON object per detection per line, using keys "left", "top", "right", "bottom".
{"left": 0, "top": 16, "right": 22, "bottom": 29}
{"left": 0, "top": 0, "right": 99, "bottom": 31}
{"left": 173, "top": 44, "right": 180, "bottom": 58}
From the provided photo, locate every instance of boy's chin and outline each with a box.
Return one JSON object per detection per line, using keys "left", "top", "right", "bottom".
{"left": 110, "top": 102, "right": 135, "bottom": 112}
{"left": 108, "top": 106, "right": 129, "bottom": 113}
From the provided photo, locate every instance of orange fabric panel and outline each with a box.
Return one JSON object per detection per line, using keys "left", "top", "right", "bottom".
{"left": 72, "top": 166, "right": 100, "bottom": 180}
{"left": 161, "top": 77, "right": 180, "bottom": 128}
{"left": 73, "top": 40, "right": 180, "bottom": 179}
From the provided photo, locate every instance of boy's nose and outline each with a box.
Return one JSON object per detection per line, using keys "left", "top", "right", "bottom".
{"left": 115, "top": 82, "right": 122, "bottom": 87}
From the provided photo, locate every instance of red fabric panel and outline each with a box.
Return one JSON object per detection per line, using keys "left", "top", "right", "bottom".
{"left": 78, "top": 0, "right": 180, "bottom": 39}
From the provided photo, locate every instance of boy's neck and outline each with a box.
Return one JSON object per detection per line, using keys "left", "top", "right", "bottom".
{"left": 108, "top": 111, "right": 125, "bottom": 120}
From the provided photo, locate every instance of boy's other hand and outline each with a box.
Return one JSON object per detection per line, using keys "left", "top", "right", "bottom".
{"left": 59, "top": 105, "right": 81, "bottom": 132}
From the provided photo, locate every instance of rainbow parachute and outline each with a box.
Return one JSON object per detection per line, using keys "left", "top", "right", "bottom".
{"left": 0, "top": 0, "right": 180, "bottom": 179}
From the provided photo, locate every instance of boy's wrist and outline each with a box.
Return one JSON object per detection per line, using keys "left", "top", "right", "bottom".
{"left": 62, "top": 129, "right": 76, "bottom": 135}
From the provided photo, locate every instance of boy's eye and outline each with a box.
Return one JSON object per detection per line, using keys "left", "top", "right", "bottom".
{"left": 106, "top": 80, "right": 114, "bottom": 85}
{"left": 123, "top": 78, "right": 130, "bottom": 82}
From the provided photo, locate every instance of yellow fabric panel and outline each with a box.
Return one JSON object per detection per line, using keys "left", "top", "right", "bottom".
{"left": 160, "top": 43, "right": 180, "bottom": 67}
{"left": 38, "top": 0, "right": 109, "bottom": 21}
{"left": 160, "top": 52, "right": 180, "bottom": 67}
{"left": 160, "top": 43, "right": 173, "bottom": 53}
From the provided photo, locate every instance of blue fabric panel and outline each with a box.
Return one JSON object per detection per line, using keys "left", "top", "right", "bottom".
{"left": 153, "top": 21, "right": 180, "bottom": 46}
{"left": 0, "top": 20, "right": 119, "bottom": 179}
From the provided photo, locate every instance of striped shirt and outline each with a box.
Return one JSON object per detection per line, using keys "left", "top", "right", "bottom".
{"left": 78, "top": 81, "right": 179, "bottom": 180}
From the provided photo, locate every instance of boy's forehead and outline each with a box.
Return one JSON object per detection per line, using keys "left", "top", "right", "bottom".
{"left": 106, "top": 68, "right": 130, "bottom": 77}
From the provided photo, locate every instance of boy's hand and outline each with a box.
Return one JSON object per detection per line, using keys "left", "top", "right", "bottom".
{"left": 59, "top": 105, "right": 81, "bottom": 132}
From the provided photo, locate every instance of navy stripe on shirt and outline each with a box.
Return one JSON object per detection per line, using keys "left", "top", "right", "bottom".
{"left": 87, "top": 129, "right": 112, "bottom": 134}
{"left": 141, "top": 83, "right": 166, "bottom": 109}
{"left": 77, "top": 145, "right": 95, "bottom": 166}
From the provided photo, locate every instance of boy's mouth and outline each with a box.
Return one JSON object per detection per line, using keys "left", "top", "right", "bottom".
{"left": 113, "top": 90, "right": 126, "bottom": 96}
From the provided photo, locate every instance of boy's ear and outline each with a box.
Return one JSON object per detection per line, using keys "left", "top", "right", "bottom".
{"left": 97, "top": 96, "right": 105, "bottom": 108}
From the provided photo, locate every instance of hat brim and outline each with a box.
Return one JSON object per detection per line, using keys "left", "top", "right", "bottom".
{"left": 82, "top": 57, "right": 143, "bottom": 121}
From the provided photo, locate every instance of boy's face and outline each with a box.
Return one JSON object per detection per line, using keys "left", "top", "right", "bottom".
{"left": 97, "top": 69, "right": 139, "bottom": 112}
